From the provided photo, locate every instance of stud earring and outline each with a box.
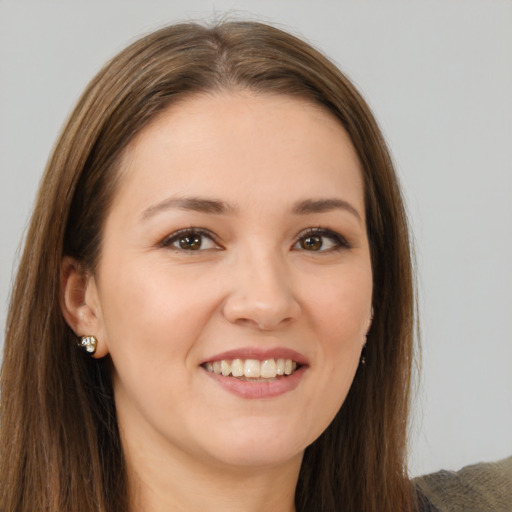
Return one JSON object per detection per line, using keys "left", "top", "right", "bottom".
{"left": 360, "top": 340, "right": 367, "bottom": 366}
{"left": 78, "top": 335, "right": 97, "bottom": 355}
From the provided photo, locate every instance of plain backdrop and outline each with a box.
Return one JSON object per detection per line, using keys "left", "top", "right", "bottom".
{"left": 1, "top": 0, "right": 511, "bottom": 478}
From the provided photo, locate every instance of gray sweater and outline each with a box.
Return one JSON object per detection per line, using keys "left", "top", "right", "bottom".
{"left": 414, "top": 456, "right": 512, "bottom": 512}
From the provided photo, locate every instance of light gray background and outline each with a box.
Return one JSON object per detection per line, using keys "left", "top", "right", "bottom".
{"left": 1, "top": 0, "right": 511, "bottom": 477}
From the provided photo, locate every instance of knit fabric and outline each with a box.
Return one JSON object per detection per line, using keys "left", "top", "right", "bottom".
{"left": 414, "top": 456, "right": 512, "bottom": 512}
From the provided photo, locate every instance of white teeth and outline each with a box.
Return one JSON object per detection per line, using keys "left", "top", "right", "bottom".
{"left": 231, "top": 359, "right": 244, "bottom": 377}
{"left": 204, "top": 358, "right": 299, "bottom": 379}
{"left": 244, "top": 359, "right": 261, "bottom": 378}
{"left": 221, "top": 360, "right": 231, "bottom": 376}
{"left": 260, "top": 359, "right": 277, "bottom": 378}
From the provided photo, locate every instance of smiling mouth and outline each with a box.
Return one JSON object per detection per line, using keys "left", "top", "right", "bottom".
{"left": 202, "top": 358, "right": 299, "bottom": 380}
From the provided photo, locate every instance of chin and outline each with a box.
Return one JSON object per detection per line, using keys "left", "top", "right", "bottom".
{"left": 209, "top": 443, "right": 304, "bottom": 470}
{"left": 196, "top": 417, "right": 312, "bottom": 469}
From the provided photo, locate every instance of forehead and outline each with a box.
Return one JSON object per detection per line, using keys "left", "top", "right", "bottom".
{"left": 114, "top": 91, "right": 364, "bottom": 213}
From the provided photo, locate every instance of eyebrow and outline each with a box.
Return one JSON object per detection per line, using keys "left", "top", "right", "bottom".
{"left": 140, "top": 196, "right": 235, "bottom": 220}
{"left": 292, "top": 198, "right": 362, "bottom": 222}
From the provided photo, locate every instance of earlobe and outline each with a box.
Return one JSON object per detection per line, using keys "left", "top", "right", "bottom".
{"left": 60, "top": 257, "right": 109, "bottom": 358}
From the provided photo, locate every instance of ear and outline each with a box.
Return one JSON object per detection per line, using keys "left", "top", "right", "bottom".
{"left": 363, "top": 306, "right": 374, "bottom": 344}
{"left": 60, "top": 256, "right": 109, "bottom": 358}
{"left": 366, "top": 307, "right": 374, "bottom": 333}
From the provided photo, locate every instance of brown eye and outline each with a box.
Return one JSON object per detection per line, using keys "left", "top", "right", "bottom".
{"left": 163, "top": 229, "right": 219, "bottom": 251}
{"left": 178, "top": 235, "right": 202, "bottom": 250}
{"left": 294, "top": 228, "right": 350, "bottom": 253}
{"left": 300, "top": 235, "right": 323, "bottom": 251}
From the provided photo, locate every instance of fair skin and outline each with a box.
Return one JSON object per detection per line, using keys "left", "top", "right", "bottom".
{"left": 62, "top": 92, "right": 373, "bottom": 512}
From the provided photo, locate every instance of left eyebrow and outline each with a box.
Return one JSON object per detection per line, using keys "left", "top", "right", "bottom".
{"left": 292, "top": 198, "right": 362, "bottom": 222}
{"left": 140, "top": 196, "right": 236, "bottom": 221}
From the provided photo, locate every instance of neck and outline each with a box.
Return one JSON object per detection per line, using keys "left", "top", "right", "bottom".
{"left": 126, "top": 440, "right": 302, "bottom": 512}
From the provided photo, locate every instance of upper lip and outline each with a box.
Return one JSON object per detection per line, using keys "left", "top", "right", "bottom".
{"left": 200, "top": 347, "right": 309, "bottom": 366}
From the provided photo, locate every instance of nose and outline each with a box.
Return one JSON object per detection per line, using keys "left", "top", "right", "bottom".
{"left": 222, "top": 252, "right": 301, "bottom": 331}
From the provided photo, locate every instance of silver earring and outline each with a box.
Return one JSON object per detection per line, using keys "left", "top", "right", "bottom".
{"left": 78, "top": 335, "right": 97, "bottom": 355}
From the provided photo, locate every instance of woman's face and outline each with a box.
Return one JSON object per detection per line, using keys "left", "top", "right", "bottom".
{"left": 87, "top": 92, "right": 373, "bottom": 471}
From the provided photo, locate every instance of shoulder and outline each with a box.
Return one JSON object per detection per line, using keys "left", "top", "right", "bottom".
{"left": 415, "top": 485, "right": 440, "bottom": 512}
{"left": 413, "top": 456, "right": 512, "bottom": 512}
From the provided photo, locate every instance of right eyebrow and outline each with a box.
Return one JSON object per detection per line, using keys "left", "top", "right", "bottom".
{"left": 140, "top": 196, "right": 236, "bottom": 221}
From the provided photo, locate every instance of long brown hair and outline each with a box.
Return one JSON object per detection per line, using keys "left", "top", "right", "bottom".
{"left": 1, "top": 21, "right": 417, "bottom": 511}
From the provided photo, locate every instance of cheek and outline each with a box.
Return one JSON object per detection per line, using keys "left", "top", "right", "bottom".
{"left": 97, "top": 262, "right": 225, "bottom": 428}
{"left": 299, "top": 266, "right": 371, "bottom": 433}
{"left": 305, "top": 265, "right": 372, "bottom": 342}
{"left": 96, "top": 259, "right": 222, "bottom": 371}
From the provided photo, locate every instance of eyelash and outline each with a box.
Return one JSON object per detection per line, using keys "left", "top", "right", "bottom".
{"left": 160, "top": 227, "right": 350, "bottom": 253}
{"left": 161, "top": 228, "right": 220, "bottom": 252}
{"left": 294, "top": 227, "right": 351, "bottom": 253}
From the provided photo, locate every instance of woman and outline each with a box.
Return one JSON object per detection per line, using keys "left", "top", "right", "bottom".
{"left": 1, "top": 21, "right": 419, "bottom": 511}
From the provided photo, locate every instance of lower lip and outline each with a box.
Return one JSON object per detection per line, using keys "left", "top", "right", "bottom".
{"left": 202, "top": 366, "right": 307, "bottom": 399}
